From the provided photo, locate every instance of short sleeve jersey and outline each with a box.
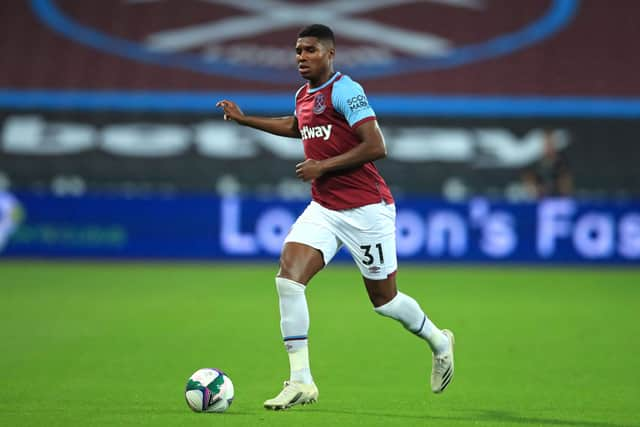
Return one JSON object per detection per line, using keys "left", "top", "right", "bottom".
{"left": 294, "top": 72, "right": 394, "bottom": 210}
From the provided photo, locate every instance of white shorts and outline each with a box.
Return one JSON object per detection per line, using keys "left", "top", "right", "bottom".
{"left": 284, "top": 201, "right": 398, "bottom": 280}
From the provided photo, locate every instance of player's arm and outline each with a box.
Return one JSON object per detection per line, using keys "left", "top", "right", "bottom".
{"left": 216, "top": 99, "right": 301, "bottom": 138}
{"left": 295, "top": 119, "right": 385, "bottom": 181}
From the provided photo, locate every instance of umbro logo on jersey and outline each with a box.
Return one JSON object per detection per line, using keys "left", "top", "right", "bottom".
{"left": 300, "top": 125, "right": 332, "bottom": 141}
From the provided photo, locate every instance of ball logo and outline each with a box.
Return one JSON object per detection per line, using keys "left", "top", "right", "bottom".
{"left": 30, "top": 0, "right": 579, "bottom": 83}
{"left": 313, "top": 93, "right": 326, "bottom": 115}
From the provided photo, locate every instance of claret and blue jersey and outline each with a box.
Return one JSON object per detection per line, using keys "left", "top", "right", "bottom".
{"left": 295, "top": 72, "right": 394, "bottom": 210}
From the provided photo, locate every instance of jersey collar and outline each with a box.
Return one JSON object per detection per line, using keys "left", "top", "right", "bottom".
{"left": 307, "top": 72, "right": 341, "bottom": 93}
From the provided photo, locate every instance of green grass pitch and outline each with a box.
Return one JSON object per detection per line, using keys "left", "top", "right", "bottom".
{"left": 1, "top": 261, "right": 639, "bottom": 427}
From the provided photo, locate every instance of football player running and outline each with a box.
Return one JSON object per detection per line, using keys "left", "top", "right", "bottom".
{"left": 217, "top": 24, "right": 454, "bottom": 410}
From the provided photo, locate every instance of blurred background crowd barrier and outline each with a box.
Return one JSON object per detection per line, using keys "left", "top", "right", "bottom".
{"left": 1, "top": 0, "right": 639, "bottom": 263}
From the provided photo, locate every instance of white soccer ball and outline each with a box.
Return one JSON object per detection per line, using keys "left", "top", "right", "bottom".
{"left": 185, "top": 368, "right": 234, "bottom": 413}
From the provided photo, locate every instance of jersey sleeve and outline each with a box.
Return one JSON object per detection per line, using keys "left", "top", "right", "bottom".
{"left": 332, "top": 76, "right": 376, "bottom": 128}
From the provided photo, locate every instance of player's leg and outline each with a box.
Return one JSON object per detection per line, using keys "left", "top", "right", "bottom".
{"left": 264, "top": 202, "right": 340, "bottom": 410}
{"left": 363, "top": 273, "right": 449, "bottom": 354}
{"left": 340, "top": 202, "right": 455, "bottom": 393}
{"left": 276, "top": 242, "right": 323, "bottom": 385}
{"left": 364, "top": 274, "right": 455, "bottom": 393}
{"left": 264, "top": 242, "right": 323, "bottom": 410}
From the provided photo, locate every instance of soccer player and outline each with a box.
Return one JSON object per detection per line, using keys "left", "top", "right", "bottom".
{"left": 216, "top": 24, "right": 454, "bottom": 410}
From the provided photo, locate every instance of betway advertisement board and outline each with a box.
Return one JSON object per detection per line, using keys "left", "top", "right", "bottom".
{"left": 2, "top": 193, "right": 639, "bottom": 264}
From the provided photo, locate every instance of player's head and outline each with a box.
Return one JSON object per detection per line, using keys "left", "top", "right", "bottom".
{"left": 298, "top": 24, "right": 335, "bottom": 48}
{"left": 296, "top": 24, "right": 336, "bottom": 85}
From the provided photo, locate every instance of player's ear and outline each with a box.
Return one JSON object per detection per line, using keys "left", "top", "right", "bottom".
{"left": 328, "top": 46, "right": 335, "bottom": 60}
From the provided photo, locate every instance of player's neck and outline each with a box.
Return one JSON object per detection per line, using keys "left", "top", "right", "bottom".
{"left": 308, "top": 70, "right": 336, "bottom": 89}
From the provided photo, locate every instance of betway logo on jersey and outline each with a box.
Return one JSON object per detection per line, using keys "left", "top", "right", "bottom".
{"left": 300, "top": 124, "right": 332, "bottom": 141}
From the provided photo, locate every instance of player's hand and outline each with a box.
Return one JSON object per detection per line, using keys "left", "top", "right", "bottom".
{"left": 295, "top": 159, "right": 325, "bottom": 182}
{"left": 216, "top": 99, "right": 245, "bottom": 123}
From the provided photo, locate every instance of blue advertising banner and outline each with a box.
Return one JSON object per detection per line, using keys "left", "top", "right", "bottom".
{"left": 1, "top": 192, "right": 639, "bottom": 264}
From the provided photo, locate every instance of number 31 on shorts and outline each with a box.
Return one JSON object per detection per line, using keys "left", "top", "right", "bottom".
{"left": 360, "top": 243, "right": 384, "bottom": 265}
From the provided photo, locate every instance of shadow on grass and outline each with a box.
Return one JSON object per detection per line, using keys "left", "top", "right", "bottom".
{"left": 301, "top": 407, "right": 635, "bottom": 427}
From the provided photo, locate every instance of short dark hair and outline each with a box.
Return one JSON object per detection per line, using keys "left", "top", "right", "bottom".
{"left": 298, "top": 24, "right": 335, "bottom": 46}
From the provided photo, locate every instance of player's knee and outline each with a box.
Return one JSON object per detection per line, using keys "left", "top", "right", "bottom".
{"left": 364, "top": 276, "right": 398, "bottom": 307}
{"left": 277, "top": 254, "right": 302, "bottom": 283}
{"left": 368, "top": 291, "right": 396, "bottom": 308}
{"left": 278, "top": 249, "right": 321, "bottom": 284}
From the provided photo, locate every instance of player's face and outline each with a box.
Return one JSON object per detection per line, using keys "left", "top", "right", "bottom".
{"left": 295, "top": 37, "right": 334, "bottom": 83}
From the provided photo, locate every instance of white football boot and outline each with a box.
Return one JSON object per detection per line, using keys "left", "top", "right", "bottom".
{"left": 431, "top": 329, "right": 455, "bottom": 393}
{"left": 263, "top": 380, "right": 319, "bottom": 410}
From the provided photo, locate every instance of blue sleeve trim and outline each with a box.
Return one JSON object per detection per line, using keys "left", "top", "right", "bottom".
{"left": 331, "top": 76, "right": 376, "bottom": 127}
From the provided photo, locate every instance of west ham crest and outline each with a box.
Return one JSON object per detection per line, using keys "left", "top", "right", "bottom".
{"left": 313, "top": 93, "right": 326, "bottom": 115}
